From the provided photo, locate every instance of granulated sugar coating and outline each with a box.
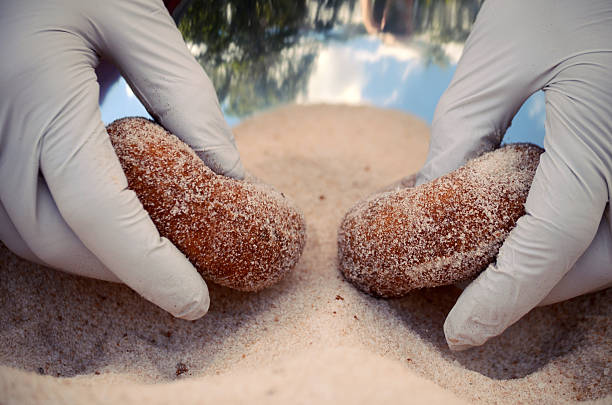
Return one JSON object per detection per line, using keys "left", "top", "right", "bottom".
{"left": 0, "top": 105, "right": 610, "bottom": 405}
{"left": 107, "top": 117, "right": 306, "bottom": 291}
{"left": 338, "top": 144, "right": 542, "bottom": 297}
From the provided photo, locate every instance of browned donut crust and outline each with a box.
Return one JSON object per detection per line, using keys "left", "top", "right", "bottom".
{"left": 107, "top": 117, "right": 306, "bottom": 292}
{"left": 338, "top": 144, "right": 543, "bottom": 298}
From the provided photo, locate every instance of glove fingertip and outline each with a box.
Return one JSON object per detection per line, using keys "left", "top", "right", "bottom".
{"left": 443, "top": 306, "right": 479, "bottom": 351}
{"left": 444, "top": 319, "right": 462, "bottom": 351}
{"left": 173, "top": 277, "right": 210, "bottom": 321}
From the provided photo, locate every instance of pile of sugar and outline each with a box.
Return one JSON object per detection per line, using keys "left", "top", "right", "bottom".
{"left": 338, "top": 144, "right": 543, "bottom": 297}
{"left": 107, "top": 117, "right": 306, "bottom": 291}
{"left": 0, "top": 105, "right": 610, "bottom": 404}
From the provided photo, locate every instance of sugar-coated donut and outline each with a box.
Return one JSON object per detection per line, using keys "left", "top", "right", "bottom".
{"left": 338, "top": 144, "right": 543, "bottom": 298}
{"left": 107, "top": 117, "right": 306, "bottom": 292}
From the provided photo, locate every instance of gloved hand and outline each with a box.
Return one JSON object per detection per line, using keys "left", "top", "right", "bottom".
{"left": 0, "top": 0, "right": 245, "bottom": 320}
{"left": 415, "top": 0, "right": 612, "bottom": 350}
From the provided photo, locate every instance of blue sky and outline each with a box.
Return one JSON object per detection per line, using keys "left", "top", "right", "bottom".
{"left": 100, "top": 76, "right": 150, "bottom": 124}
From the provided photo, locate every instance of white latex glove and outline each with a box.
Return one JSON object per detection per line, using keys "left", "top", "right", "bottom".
{"left": 0, "top": 0, "right": 245, "bottom": 320}
{"left": 415, "top": 0, "right": 612, "bottom": 350}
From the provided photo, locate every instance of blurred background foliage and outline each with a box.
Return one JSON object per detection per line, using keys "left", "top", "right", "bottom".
{"left": 178, "top": 0, "right": 482, "bottom": 117}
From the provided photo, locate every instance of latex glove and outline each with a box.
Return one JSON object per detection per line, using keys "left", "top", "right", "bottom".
{"left": 0, "top": 0, "right": 245, "bottom": 320}
{"left": 415, "top": 0, "right": 612, "bottom": 350}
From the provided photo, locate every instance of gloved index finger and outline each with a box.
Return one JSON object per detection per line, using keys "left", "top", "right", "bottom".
{"left": 41, "top": 101, "right": 211, "bottom": 320}
{"left": 443, "top": 51, "right": 612, "bottom": 349}
{"left": 93, "top": 0, "right": 244, "bottom": 179}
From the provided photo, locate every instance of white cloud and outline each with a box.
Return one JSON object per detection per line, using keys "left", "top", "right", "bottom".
{"left": 442, "top": 42, "right": 464, "bottom": 65}
{"left": 304, "top": 39, "right": 422, "bottom": 105}
{"left": 401, "top": 60, "right": 420, "bottom": 81}
{"left": 304, "top": 44, "right": 367, "bottom": 105}
{"left": 125, "top": 81, "right": 136, "bottom": 99}
{"left": 527, "top": 91, "right": 546, "bottom": 127}
{"left": 528, "top": 92, "right": 545, "bottom": 118}
{"left": 383, "top": 89, "right": 399, "bottom": 106}
{"left": 351, "top": 38, "right": 422, "bottom": 63}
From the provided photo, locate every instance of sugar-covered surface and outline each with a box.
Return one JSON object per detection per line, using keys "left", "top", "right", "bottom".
{"left": 339, "top": 144, "right": 543, "bottom": 297}
{"left": 0, "top": 105, "right": 610, "bottom": 404}
{"left": 107, "top": 117, "right": 306, "bottom": 291}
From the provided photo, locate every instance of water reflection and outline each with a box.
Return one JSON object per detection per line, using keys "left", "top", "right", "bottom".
{"left": 178, "top": 0, "right": 361, "bottom": 119}
{"left": 99, "top": 0, "right": 545, "bottom": 146}
{"left": 179, "top": 0, "right": 482, "bottom": 116}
